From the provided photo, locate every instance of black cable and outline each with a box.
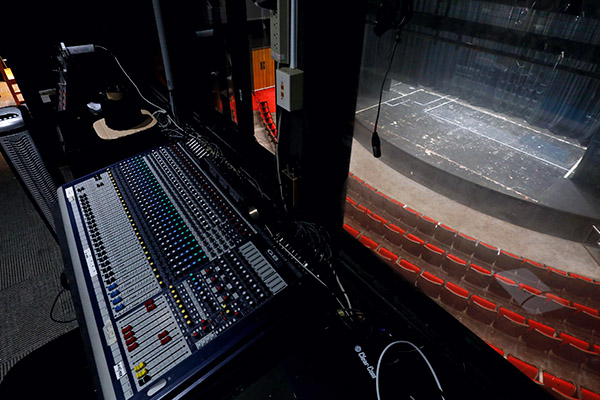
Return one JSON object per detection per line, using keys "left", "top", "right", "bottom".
{"left": 50, "top": 289, "right": 77, "bottom": 324}
{"left": 372, "top": 37, "right": 400, "bottom": 158}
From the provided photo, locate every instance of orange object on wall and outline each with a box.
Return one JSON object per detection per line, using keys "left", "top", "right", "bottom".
{"left": 251, "top": 48, "right": 275, "bottom": 91}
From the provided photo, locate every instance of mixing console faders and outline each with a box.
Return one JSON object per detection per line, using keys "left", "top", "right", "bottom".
{"left": 58, "top": 141, "right": 301, "bottom": 400}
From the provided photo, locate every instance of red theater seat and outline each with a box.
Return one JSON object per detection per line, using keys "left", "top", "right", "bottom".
{"left": 488, "top": 274, "right": 519, "bottom": 300}
{"left": 399, "top": 206, "right": 420, "bottom": 227}
{"left": 464, "top": 264, "right": 493, "bottom": 289}
{"left": 353, "top": 205, "right": 373, "bottom": 228}
{"left": 434, "top": 223, "right": 456, "bottom": 246}
{"left": 474, "top": 241, "right": 499, "bottom": 264}
{"left": 345, "top": 196, "right": 357, "bottom": 206}
{"left": 542, "top": 294, "right": 576, "bottom": 320}
{"left": 567, "top": 304, "right": 600, "bottom": 333}
{"left": 394, "top": 259, "right": 420, "bottom": 285}
{"left": 401, "top": 233, "right": 425, "bottom": 256}
{"left": 454, "top": 232, "right": 477, "bottom": 255}
{"left": 421, "top": 243, "right": 445, "bottom": 267}
{"left": 343, "top": 224, "right": 360, "bottom": 238}
{"left": 386, "top": 198, "right": 404, "bottom": 219}
{"left": 359, "top": 183, "right": 379, "bottom": 206}
{"left": 366, "top": 212, "right": 388, "bottom": 236}
{"left": 466, "top": 295, "right": 497, "bottom": 325}
{"left": 346, "top": 174, "right": 363, "bottom": 194}
{"left": 528, "top": 319, "right": 555, "bottom": 336}
{"left": 488, "top": 343, "right": 504, "bottom": 356}
{"left": 496, "top": 250, "right": 522, "bottom": 271}
{"left": 441, "top": 254, "right": 468, "bottom": 279}
{"left": 494, "top": 307, "right": 528, "bottom": 337}
{"left": 568, "top": 273, "right": 598, "bottom": 300}
{"left": 542, "top": 372, "right": 576, "bottom": 397}
{"left": 416, "top": 215, "right": 437, "bottom": 236}
{"left": 507, "top": 355, "right": 538, "bottom": 380}
{"left": 524, "top": 259, "right": 547, "bottom": 278}
{"left": 545, "top": 267, "right": 571, "bottom": 290}
{"left": 552, "top": 333, "right": 597, "bottom": 365}
{"left": 440, "top": 282, "right": 470, "bottom": 311}
{"left": 517, "top": 283, "right": 546, "bottom": 313}
{"left": 359, "top": 235, "right": 379, "bottom": 251}
{"left": 582, "top": 387, "right": 600, "bottom": 400}
{"left": 522, "top": 320, "right": 561, "bottom": 351}
{"left": 377, "top": 247, "right": 399, "bottom": 267}
{"left": 589, "top": 281, "right": 600, "bottom": 304}
{"left": 373, "top": 191, "right": 391, "bottom": 212}
{"left": 416, "top": 271, "right": 444, "bottom": 299}
{"left": 383, "top": 223, "right": 406, "bottom": 247}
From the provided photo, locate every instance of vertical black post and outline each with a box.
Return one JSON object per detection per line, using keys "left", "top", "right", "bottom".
{"left": 291, "top": 1, "right": 366, "bottom": 232}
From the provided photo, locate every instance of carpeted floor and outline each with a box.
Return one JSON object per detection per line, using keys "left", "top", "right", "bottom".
{"left": 0, "top": 152, "right": 77, "bottom": 383}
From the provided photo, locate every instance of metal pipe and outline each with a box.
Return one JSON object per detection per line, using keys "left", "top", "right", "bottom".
{"left": 152, "top": 0, "right": 177, "bottom": 117}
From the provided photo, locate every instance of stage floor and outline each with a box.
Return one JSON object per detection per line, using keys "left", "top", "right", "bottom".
{"left": 355, "top": 81, "right": 598, "bottom": 217}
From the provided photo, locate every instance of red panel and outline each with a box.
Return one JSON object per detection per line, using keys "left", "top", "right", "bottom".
{"left": 519, "top": 283, "right": 542, "bottom": 296}
{"left": 573, "top": 303, "right": 599, "bottom": 316}
{"left": 507, "top": 355, "right": 538, "bottom": 380}
{"left": 570, "top": 273, "right": 593, "bottom": 282}
{"left": 405, "top": 207, "right": 419, "bottom": 215}
{"left": 422, "top": 271, "right": 444, "bottom": 285}
{"left": 499, "top": 307, "right": 526, "bottom": 324}
{"left": 425, "top": 243, "right": 444, "bottom": 255}
{"left": 495, "top": 274, "right": 516, "bottom": 285}
{"left": 343, "top": 224, "right": 360, "bottom": 238}
{"left": 422, "top": 215, "right": 437, "bottom": 223}
{"left": 471, "top": 264, "right": 491, "bottom": 275}
{"left": 387, "top": 223, "right": 406, "bottom": 235}
{"left": 378, "top": 247, "right": 399, "bottom": 263}
{"left": 439, "top": 223, "right": 456, "bottom": 233}
{"left": 479, "top": 241, "right": 497, "bottom": 250}
{"left": 390, "top": 198, "right": 404, "bottom": 208}
{"left": 446, "top": 282, "right": 469, "bottom": 298}
{"left": 370, "top": 213, "right": 388, "bottom": 225}
{"left": 487, "top": 343, "right": 504, "bottom": 356}
{"left": 472, "top": 295, "right": 496, "bottom": 311}
{"left": 399, "top": 259, "right": 420, "bottom": 273}
{"left": 363, "top": 183, "right": 377, "bottom": 192}
{"left": 547, "top": 267, "right": 568, "bottom": 276}
{"left": 559, "top": 333, "right": 589, "bottom": 350}
{"left": 358, "top": 235, "right": 379, "bottom": 250}
{"left": 528, "top": 319, "right": 555, "bottom": 336}
{"left": 458, "top": 232, "right": 476, "bottom": 241}
{"left": 406, "top": 233, "right": 425, "bottom": 245}
{"left": 349, "top": 173, "right": 363, "bottom": 183}
{"left": 542, "top": 372, "right": 576, "bottom": 397}
{"left": 582, "top": 387, "right": 600, "bottom": 400}
{"left": 447, "top": 254, "right": 467, "bottom": 264}
{"left": 524, "top": 259, "right": 545, "bottom": 268}
{"left": 500, "top": 250, "right": 520, "bottom": 259}
{"left": 545, "top": 293, "right": 570, "bottom": 306}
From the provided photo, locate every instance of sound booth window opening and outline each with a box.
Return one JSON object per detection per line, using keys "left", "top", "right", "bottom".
{"left": 345, "top": 1, "right": 600, "bottom": 398}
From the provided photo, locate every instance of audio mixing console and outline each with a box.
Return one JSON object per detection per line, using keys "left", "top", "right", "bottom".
{"left": 57, "top": 138, "right": 302, "bottom": 400}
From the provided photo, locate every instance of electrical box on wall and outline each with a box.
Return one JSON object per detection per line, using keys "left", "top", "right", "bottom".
{"left": 276, "top": 68, "right": 303, "bottom": 111}
{"left": 270, "top": 0, "right": 289, "bottom": 62}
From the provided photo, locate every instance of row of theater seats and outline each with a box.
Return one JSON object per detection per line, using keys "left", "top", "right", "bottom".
{"left": 258, "top": 101, "right": 277, "bottom": 140}
{"left": 348, "top": 222, "right": 600, "bottom": 399}
{"left": 345, "top": 173, "right": 600, "bottom": 307}
{"left": 345, "top": 205, "right": 600, "bottom": 339}
{"left": 344, "top": 172, "right": 600, "bottom": 400}
{"left": 347, "top": 223, "right": 600, "bottom": 372}
{"left": 492, "top": 346, "right": 600, "bottom": 400}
